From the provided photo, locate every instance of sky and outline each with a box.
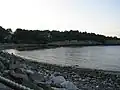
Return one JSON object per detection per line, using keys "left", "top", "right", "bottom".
{"left": 0, "top": 0, "right": 120, "bottom": 37}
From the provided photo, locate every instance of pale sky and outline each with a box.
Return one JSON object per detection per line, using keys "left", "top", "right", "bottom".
{"left": 0, "top": 0, "right": 120, "bottom": 37}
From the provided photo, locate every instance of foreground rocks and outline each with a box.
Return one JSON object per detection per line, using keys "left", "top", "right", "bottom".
{"left": 0, "top": 51, "right": 120, "bottom": 90}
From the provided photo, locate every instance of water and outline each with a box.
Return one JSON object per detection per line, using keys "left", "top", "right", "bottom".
{"left": 5, "top": 46, "right": 120, "bottom": 71}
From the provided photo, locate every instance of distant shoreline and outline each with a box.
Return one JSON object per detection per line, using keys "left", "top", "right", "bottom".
{"left": 1, "top": 43, "right": 120, "bottom": 51}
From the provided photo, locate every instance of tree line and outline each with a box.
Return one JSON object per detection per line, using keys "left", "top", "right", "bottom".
{"left": 0, "top": 26, "right": 119, "bottom": 44}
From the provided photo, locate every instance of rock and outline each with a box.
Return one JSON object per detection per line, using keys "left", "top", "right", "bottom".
{"left": 3, "top": 70, "right": 9, "bottom": 73}
{"left": 11, "top": 71, "right": 28, "bottom": 80}
{"left": 29, "top": 73, "right": 45, "bottom": 83}
{"left": 9, "top": 63, "right": 27, "bottom": 70}
{"left": 22, "top": 79, "right": 44, "bottom": 90}
{"left": 54, "top": 72, "right": 61, "bottom": 76}
{"left": 0, "top": 61, "right": 4, "bottom": 72}
{"left": 14, "top": 68, "right": 25, "bottom": 74}
{"left": 9, "top": 70, "right": 28, "bottom": 83}
{"left": 52, "top": 87, "right": 67, "bottom": 90}
{"left": 51, "top": 76, "right": 66, "bottom": 85}
{"left": 20, "top": 64, "right": 27, "bottom": 69}
{"left": 61, "top": 81, "right": 78, "bottom": 90}
{"left": 26, "top": 69, "right": 34, "bottom": 74}
{"left": 3, "top": 70, "right": 10, "bottom": 76}
{"left": 37, "top": 82, "right": 54, "bottom": 90}
{"left": 0, "top": 83, "right": 12, "bottom": 90}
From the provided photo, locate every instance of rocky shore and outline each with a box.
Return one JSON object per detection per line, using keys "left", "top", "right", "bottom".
{"left": 0, "top": 51, "right": 120, "bottom": 90}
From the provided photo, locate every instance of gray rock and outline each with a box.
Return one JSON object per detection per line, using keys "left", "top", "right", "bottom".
{"left": 22, "top": 79, "right": 44, "bottom": 90}
{"left": 26, "top": 69, "right": 34, "bottom": 74}
{"left": 14, "top": 68, "right": 25, "bottom": 74}
{"left": 0, "top": 83, "right": 12, "bottom": 90}
{"left": 29, "top": 73, "right": 45, "bottom": 83}
{"left": 9, "top": 63, "right": 27, "bottom": 70}
{"left": 51, "top": 76, "right": 66, "bottom": 85}
{"left": 38, "top": 82, "right": 54, "bottom": 90}
{"left": 52, "top": 87, "right": 67, "bottom": 90}
{"left": 3, "top": 70, "right": 10, "bottom": 76}
{"left": 61, "top": 81, "right": 78, "bottom": 90}
{"left": 0, "top": 61, "right": 4, "bottom": 72}
{"left": 9, "top": 70, "right": 29, "bottom": 83}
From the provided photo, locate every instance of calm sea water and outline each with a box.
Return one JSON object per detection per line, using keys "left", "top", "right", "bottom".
{"left": 5, "top": 46, "right": 120, "bottom": 71}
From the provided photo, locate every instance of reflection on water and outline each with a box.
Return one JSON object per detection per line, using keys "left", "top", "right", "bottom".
{"left": 5, "top": 46, "right": 120, "bottom": 71}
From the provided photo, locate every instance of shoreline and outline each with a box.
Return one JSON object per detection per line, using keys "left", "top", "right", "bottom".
{"left": 0, "top": 50, "right": 120, "bottom": 89}
{"left": 8, "top": 51, "right": 120, "bottom": 75}
{"left": 4, "top": 49, "right": 120, "bottom": 73}
{"left": 1, "top": 43, "right": 120, "bottom": 51}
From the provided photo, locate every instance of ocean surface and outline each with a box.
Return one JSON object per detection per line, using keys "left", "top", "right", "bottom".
{"left": 5, "top": 46, "right": 120, "bottom": 71}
